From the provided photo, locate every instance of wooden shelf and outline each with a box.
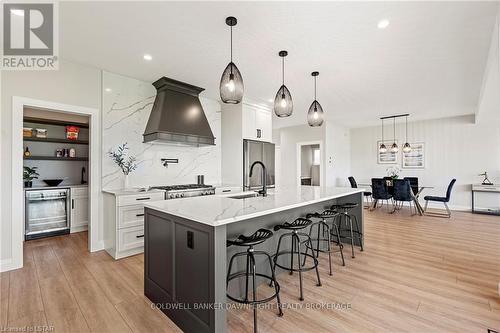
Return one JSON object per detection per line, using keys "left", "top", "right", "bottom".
{"left": 24, "top": 137, "right": 89, "bottom": 145}
{"left": 23, "top": 117, "right": 89, "bottom": 129}
{"left": 24, "top": 156, "right": 88, "bottom": 161}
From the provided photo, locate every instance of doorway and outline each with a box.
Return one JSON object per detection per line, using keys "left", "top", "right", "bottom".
{"left": 10, "top": 97, "right": 101, "bottom": 271}
{"left": 297, "top": 141, "right": 322, "bottom": 186}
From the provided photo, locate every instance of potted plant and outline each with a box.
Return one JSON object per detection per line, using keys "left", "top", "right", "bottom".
{"left": 386, "top": 166, "right": 401, "bottom": 180}
{"left": 23, "top": 166, "right": 39, "bottom": 187}
{"left": 108, "top": 143, "right": 138, "bottom": 189}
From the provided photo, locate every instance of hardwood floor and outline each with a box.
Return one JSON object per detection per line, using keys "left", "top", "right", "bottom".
{"left": 1, "top": 209, "right": 499, "bottom": 332}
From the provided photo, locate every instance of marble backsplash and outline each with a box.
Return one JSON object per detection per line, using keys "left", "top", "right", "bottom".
{"left": 102, "top": 71, "right": 221, "bottom": 189}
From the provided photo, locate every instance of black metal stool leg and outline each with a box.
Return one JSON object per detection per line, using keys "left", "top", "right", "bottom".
{"left": 250, "top": 252, "right": 257, "bottom": 333}
{"left": 333, "top": 221, "right": 345, "bottom": 266}
{"left": 264, "top": 252, "right": 283, "bottom": 317}
{"left": 270, "top": 233, "right": 285, "bottom": 287}
{"left": 294, "top": 233, "right": 304, "bottom": 301}
{"left": 347, "top": 214, "right": 355, "bottom": 258}
{"left": 325, "top": 222, "right": 332, "bottom": 276}
{"left": 289, "top": 233, "right": 295, "bottom": 275}
{"left": 352, "top": 215, "right": 364, "bottom": 251}
{"left": 307, "top": 236, "right": 322, "bottom": 287}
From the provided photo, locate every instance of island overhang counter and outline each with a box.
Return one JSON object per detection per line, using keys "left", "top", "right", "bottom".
{"left": 143, "top": 186, "right": 364, "bottom": 333}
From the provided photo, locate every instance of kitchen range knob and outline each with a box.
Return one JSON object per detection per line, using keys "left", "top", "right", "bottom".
{"left": 180, "top": 193, "right": 185, "bottom": 198}
{"left": 169, "top": 194, "right": 175, "bottom": 199}
{"left": 175, "top": 194, "right": 180, "bottom": 198}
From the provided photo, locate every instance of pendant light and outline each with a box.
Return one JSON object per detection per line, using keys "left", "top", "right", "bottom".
{"left": 391, "top": 117, "right": 399, "bottom": 153}
{"left": 402, "top": 115, "right": 412, "bottom": 153}
{"left": 220, "top": 16, "right": 244, "bottom": 104}
{"left": 273, "top": 51, "right": 293, "bottom": 117}
{"left": 379, "top": 119, "right": 387, "bottom": 153}
{"left": 307, "top": 71, "right": 324, "bottom": 127}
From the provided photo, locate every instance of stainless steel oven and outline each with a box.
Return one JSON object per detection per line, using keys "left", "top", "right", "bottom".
{"left": 25, "top": 188, "right": 70, "bottom": 240}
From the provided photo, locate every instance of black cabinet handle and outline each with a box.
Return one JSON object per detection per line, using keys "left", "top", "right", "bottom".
{"left": 136, "top": 197, "right": 150, "bottom": 201}
{"left": 136, "top": 213, "right": 145, "bottom": 217}
{"left": 222, "top": 189, "right": 231, "bottom": 193}
{"left": 136, "top": 235, "right": 144, "bottom": 238}
{"left": 256, "top": 129, "right": 262, "bottom": 138}
{"left": 71, "top": 199, "right": 75, "bottom": 209}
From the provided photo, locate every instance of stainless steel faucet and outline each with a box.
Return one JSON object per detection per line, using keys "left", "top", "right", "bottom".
{"left": 249, "top": 161, "right": 267, "bottom": 197}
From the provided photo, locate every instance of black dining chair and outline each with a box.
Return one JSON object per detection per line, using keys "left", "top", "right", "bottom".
{"left": 403, "top": 177, "right": 419, "bottom": 196}
{"left": 371, "top": 178, "right": 393, "bottom": 210}
{"left": 383, "top": 177, "right": 394, "bottom": 195}
{"left": 423, "top": 179, "right": 456, "bottom": 218}
{"left": 348, "top": 176, "right": 372, "bottom": 208}
{"left": 392, "top": 179, "right": 416, "bottom": 215}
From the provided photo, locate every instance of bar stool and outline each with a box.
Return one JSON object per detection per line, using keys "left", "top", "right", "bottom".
{"left": 271, "top": 218, "right": 321, "bottom": 301}
{"left": 305, "top": 210, "right": 345, "bottom": 275}
{"left": 331, "top": 203, "right": 363, "bottom": 258}
{"left": 226, "top": 228, "right": 283, "bottom": 333}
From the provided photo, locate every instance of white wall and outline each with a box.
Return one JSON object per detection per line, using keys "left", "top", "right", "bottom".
{"left": 350, "top": 115, "right": 500, "bottom": 210}
{"left": 1, "top": 60, "right": 101, "bottom": 266}
{"left": 275, "top": 124, "right": 324, "bottom": 187}
{"left": 324, "top": 122, "right": 351, "bottom": 187}
{"left": 477, "top": 9, "right": 500, "bottom": 123}
{"left": 101, "top": 71, "right": 222, "bottom": 189}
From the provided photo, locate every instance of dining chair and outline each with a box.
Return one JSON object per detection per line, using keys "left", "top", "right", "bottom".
{"left": 423, "top": 179, "right": 456, "bottom": 218}
{"left": 348, "top": 176, "right": 372, "bottom": 208}
{"left": 392, "top": 179, "right": 416, "bottom": 215}
{"left": 371, "top": 178, "right": 393, "bottom": 210}
{"left": 383, "top": 176, "right": 394, "bottom": 195}
{"left": 403, "top": 177, "right": 419, "bottom": 196}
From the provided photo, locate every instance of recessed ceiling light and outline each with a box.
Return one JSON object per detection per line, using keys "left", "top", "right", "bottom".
{"left": 11, "top": 9, "right": 24, "bottom": 16}
{"left": 143, "top": 54, "right": 152, "bottom": 61}
{"left": 105, "top": 88, "right": 112, "bottom": 92}
{"left": 377, "top": 19, "right": 390, "bottom": 29}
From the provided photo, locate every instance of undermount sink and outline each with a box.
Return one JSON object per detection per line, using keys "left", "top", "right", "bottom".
{"left": 227, "top": 193, "right": 259, "bottom": 199}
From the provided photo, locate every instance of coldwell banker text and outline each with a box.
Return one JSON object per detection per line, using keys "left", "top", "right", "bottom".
{"left": 2, "top": 2, "right": 59, "bottom": 70}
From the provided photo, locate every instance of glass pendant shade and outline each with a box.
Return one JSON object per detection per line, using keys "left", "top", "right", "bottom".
{"left": 274, "top": 85, "right": 293, "bottom": 117}
{"left": 307, "top": 100, "right": 324, "bottom": 127}
{"left": 379, "top": 143, "right": 387, "bottom": 153}
{"left": 391, "top": 142, "right": 399, "bottom": 153}
{"left": 220, "top": 62, "right": 244, "bottom": 104}
{"left": 307, "top": 71, "right": 324, "bottom": 127}
{"left": 403, "top": 142, "right": 411, "bottom": 153}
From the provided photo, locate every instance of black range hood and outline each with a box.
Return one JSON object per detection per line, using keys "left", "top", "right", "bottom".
{"left": 143, "top": 77, "right": 215, "bottom": 146}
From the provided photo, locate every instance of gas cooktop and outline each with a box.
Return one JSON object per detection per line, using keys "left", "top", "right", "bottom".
{"left": 149, "top": 184, "right": 213, "bottom": 191}
{"left": 149, "top": 184, "right": 216, "bottom": 199}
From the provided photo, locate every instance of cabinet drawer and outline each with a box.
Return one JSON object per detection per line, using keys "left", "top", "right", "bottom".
{"left": 117, "top": 192, "right": 164, "bottom": 207}
{"left": 71, "top": 187, "right": 88, "bottom": 198}
{"left": 118, "top": 205, "right": 144, "bottom": 229}
{"left": 118, "top": 226, "right": 144, "bottom": 252}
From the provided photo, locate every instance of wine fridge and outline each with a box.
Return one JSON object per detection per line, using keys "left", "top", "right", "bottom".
{"left": 25, "top": 189, "right": 70, "bottom": 240}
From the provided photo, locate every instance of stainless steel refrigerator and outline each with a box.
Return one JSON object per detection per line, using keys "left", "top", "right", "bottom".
{"left": 243, "top": 139, "right": 275, "bottom": 190}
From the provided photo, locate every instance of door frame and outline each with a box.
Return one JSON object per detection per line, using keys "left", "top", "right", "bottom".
{"left": 10, "top": 96, "right": 101, "bottom": 271}
{"left": 296, "top": 140, "right": 324, "bottom": 187}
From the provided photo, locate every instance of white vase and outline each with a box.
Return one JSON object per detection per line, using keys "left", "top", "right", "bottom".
{"left": 124, "top": 174, "right": 130, "bottom": 189}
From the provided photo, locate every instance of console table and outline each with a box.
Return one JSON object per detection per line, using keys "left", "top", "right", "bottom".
{"left": 471, "top": 184, "right": 500, "bottom": 216}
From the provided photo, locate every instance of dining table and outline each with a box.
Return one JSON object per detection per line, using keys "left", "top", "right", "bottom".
{"left": 358, "top": 182, "right": 433, "bottom": 216}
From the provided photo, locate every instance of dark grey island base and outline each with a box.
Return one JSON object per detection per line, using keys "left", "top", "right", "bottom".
{"left": 144, "top": 188, "right": 363, "bottom": 333}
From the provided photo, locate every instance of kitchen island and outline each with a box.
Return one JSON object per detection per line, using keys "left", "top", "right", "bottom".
{"left": 143, "top": 186, "right": 364, "bottom": 333}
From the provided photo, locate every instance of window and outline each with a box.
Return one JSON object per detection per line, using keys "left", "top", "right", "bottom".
{"left": 313, "top": 148, "right": 320, "bottom": 165}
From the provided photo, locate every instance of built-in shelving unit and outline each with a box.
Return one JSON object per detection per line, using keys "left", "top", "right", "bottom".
{"left": 24, "top": 156, "right": 89, "bottom": 161}
{"left": 24, "top": 137, "right": 89, "bottom": 145}
{"left": 23, "top": 116, "right": 89, "bottom": 128}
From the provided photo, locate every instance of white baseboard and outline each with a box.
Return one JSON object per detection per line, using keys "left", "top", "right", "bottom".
{"left": 0, "top": 258, "right": 21, "bottom": 273}
{"left": 70, "top": 225, "right": 88, "bottom": 234}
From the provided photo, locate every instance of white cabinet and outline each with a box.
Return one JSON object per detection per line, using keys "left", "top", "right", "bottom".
{"left": 103, "top": 190, "right": 165, "bottom": 259}
{"left": 242, "top": 103, "right": 272, "bottom": 142}
{"left": 70, "top": 187, "right": 88, "bottom": 233}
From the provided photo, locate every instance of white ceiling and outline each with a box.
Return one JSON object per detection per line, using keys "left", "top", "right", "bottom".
{"left": 59, "top": 1, "right": 498, "bottom": 128}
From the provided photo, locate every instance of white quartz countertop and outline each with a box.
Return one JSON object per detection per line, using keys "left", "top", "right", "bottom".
{"left": 144, "top": 186, "right": 363, "bottom": 227}
{"left": 102, "top": 188, "right": 165, "bottom": 196}
{"left": 25, "top": 184, "right": 88, "bottom": 190}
